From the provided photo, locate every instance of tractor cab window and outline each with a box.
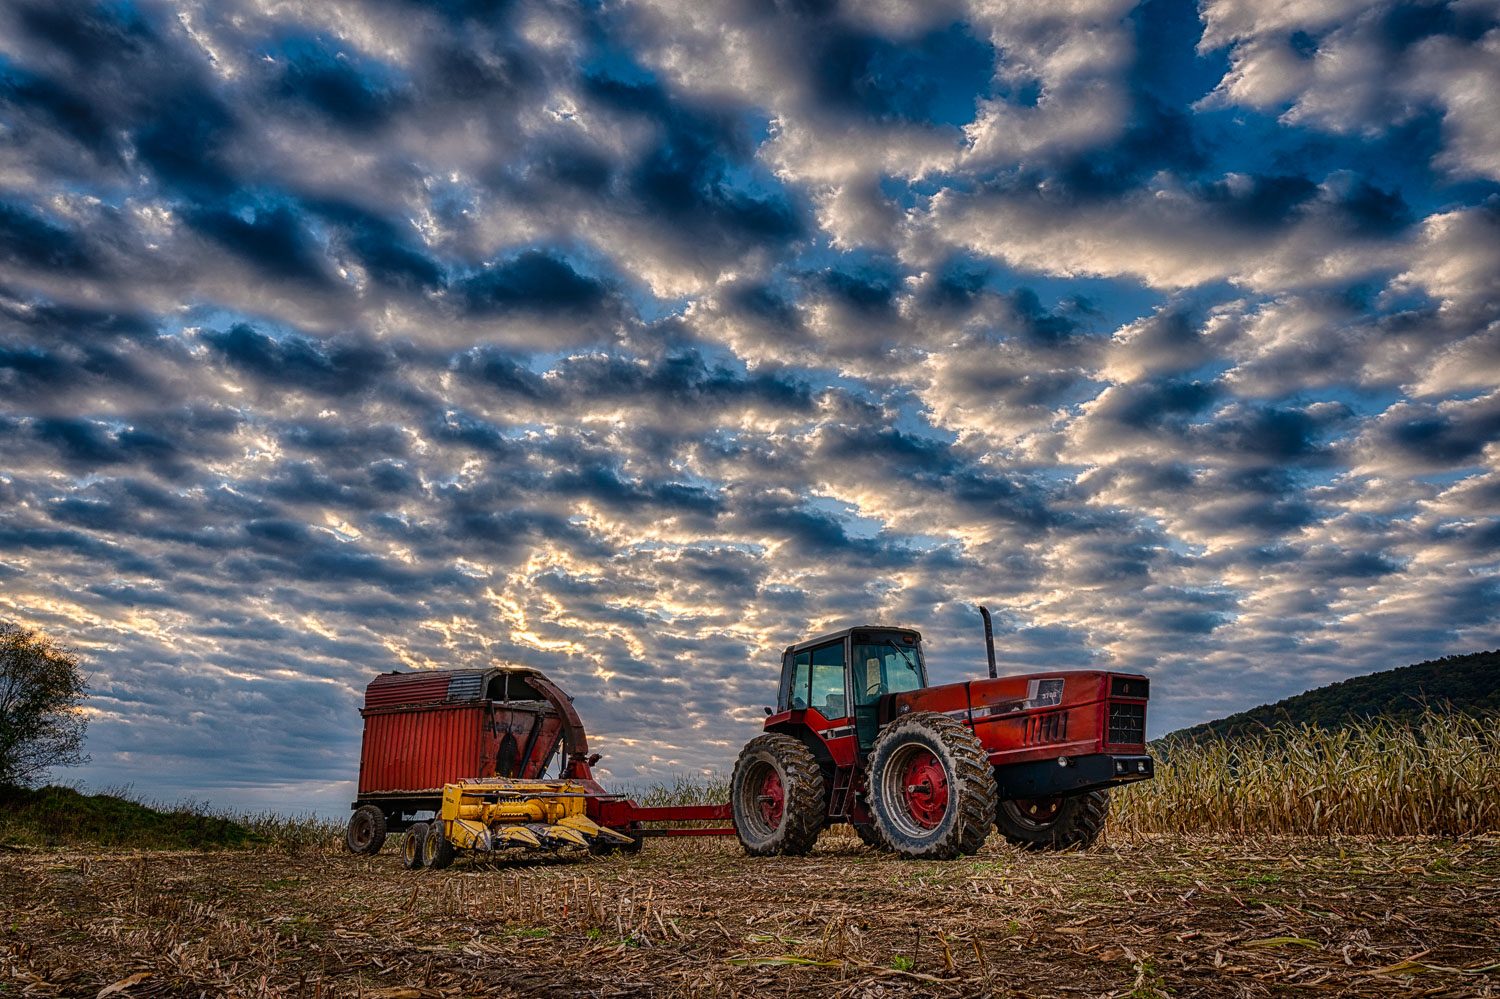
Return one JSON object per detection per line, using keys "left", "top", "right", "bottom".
{"left": 781, "top": 641, "right": 848, "bottom": 720}
{"left": 851, "top": 636, "right": 925, "bottom": 703}
{"left": 851, "top": 633, "right": 925, "bottom": 748}
{"left": 808, "top": 642, "right": 847, "bottom": 720}
{"left": 785, "top": 650, "right": 811, "bottom": 710}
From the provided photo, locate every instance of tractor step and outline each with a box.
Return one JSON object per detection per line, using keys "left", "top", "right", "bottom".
{"left": 828, "top": 765, "right": 854, "bottom": 818}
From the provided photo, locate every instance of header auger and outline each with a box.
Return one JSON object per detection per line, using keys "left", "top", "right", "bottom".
{"left": 347, "top": 608, "right": 1154, "bottom": 868}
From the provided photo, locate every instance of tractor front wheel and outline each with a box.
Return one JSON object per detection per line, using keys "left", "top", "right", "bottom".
{"left": 868, "top": 712, "right": 997, "bottom": 860}
{"left": 731, "top": 733, "right": 825, "bottom": 856}
{"left": 345, "top": 804, "right": 387, "bottom": 855}
{"left": 995, "top": 790, "right": 1110, "bottom": 850}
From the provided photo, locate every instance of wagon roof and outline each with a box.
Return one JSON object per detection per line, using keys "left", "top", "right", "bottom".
{"left": 362, "top": 665, "right": 544, "bottom": 710}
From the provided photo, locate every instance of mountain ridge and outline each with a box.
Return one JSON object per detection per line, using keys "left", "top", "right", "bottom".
{"left": 1164, "top": 649, "right": 1500, "bottom": 742}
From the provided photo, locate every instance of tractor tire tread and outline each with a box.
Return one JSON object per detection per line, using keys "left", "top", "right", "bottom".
{"left": 868, "top": 712, "right": 997, "bottom": 861}
{"left": 732, "top": 733, "right": 825, "bottom": 857}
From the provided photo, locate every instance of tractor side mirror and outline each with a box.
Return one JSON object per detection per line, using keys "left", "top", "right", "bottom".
{"left": 763, "top": 706, "right": 772, "bottom": 716}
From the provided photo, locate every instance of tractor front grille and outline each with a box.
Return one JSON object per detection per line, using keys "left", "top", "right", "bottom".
{"left": 1107, "top": 702, "right": 1146, "bottom": 746}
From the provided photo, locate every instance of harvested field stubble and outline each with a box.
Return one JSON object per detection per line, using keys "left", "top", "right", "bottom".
{"left": 3, "top": 835, "right": 1497, "bottom": 998}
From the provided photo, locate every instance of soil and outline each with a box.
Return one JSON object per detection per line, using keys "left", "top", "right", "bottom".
{"left": 3, "top": 834, "right": 1497, "bottom": 997}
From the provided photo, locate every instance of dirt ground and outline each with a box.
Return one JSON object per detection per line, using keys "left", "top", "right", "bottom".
{"left": 3, "top": 834, "right": 1497, "bottom": 998}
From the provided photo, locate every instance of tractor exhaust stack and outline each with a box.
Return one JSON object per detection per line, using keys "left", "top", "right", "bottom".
{"left": 979, "top": 605, "right": 997, "bottom": 679}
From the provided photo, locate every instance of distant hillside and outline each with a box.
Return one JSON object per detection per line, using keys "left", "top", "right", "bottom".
{"left": 0, "top": 785, "right": 343, "bottom": 851}
{"left": 1166, "top": 650, "right": 1500, "bottom": 743}
{"left": 0, "top": 785, "right": 263, "bottom": 849}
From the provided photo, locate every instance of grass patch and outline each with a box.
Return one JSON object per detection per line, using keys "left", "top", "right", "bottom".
{"left": 0, "top": 785, "right": 263, "bottom": 850}
{"left": 0, "top": 785, "right": 342, "bottom": 852}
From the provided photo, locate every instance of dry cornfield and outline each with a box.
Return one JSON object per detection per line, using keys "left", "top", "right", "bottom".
{"left": 1110, "top": 711, "right": 1500, "bottom": 838}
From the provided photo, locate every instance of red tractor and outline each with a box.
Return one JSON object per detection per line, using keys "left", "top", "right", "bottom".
{"left": 731, "top": 609, "right": 1153, "bottom": 859}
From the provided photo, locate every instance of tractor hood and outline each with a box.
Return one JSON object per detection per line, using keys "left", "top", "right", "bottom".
{"left": 888, "top": 670, "right": 1150, "bottom": 765}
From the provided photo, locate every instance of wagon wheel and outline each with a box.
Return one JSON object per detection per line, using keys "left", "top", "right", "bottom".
{"left": 401, "top": 822, "right": 429, "bottom": 869}
{"left": 421, "top": 822, "right": 456, "bottom": 870}
{"left": 345, "top": 804, "right": 388, "bottom": 855}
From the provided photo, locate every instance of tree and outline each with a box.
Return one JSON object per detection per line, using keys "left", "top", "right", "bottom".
{"left": 0, "top": 623, "right": 89, "bottom": 787}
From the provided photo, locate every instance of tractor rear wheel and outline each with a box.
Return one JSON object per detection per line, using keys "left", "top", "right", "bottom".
{"left": 421, "top": 822, "right": 456, "bottom": 869}
{"left": 995, "top": 790, "right": 1110, "bottom": 850}
{"left": 867, "top": 712, "right": 997, "bottom": 860}
{"left": 731, "top": 733, "right": 825, "bottom": 856}
{"left": 345, "top": 804, "right": 387, "bottom": 855}
{"left": 401, "top": 822, "right": 428, "bottom": 869}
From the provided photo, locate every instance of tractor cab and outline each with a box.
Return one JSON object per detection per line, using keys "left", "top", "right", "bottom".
{"left": 776, "top": 626, "right": 927, "bottom": 750}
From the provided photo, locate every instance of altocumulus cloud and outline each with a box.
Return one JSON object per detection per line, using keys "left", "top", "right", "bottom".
{"left": 0, "top": 0, "right": 1497, "bottom": 813}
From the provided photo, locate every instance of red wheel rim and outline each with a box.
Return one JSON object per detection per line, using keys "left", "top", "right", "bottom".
{"left": 1013, "top": 797, "right": 1063, "bottom": 823}
{"left": 756, "top": 768, "right": 785, "bottom": 828}
{"left": 899, "top": 748, "right": 949, "bottom": 829}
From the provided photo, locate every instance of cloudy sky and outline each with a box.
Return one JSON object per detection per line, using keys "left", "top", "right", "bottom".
{"left": 2, "top": 0, "right": 1497, "bottom": 815}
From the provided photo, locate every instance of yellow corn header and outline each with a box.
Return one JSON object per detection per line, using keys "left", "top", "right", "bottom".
{"left": 403, "top": 778, "right": 635, "bottom": 869}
